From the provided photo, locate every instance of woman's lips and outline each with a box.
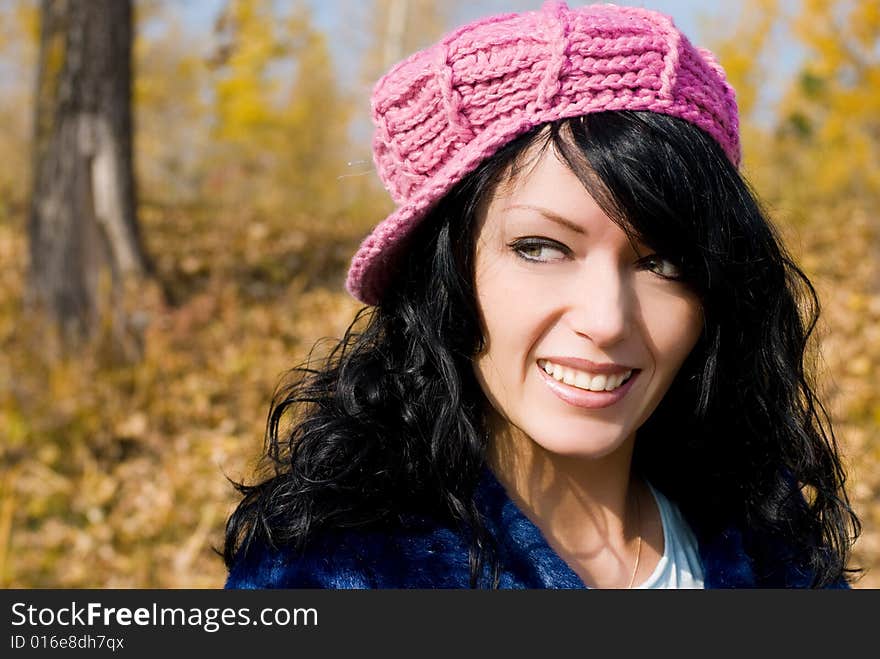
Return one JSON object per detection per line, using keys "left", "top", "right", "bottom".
{"left": 536, "top": 362, "right": 640, "bottom": 409}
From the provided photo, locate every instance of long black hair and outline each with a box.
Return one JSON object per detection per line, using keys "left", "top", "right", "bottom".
{"left": 224, "top": 111, "right": 861, "bottom": 588}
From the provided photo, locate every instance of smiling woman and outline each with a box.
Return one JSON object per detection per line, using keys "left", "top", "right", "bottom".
{"left": 223, "top": 1, "right": 862, "bottom": 589}
{"left": 470, "top": 131, "right": 707, "bottom": 587}
{"left": 470, "top": 129, "right": 711, "bottom": 586}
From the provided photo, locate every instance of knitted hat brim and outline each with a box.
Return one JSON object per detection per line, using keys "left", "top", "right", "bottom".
{"left": 346, "top": 111, "right": 545, "bottom": 306}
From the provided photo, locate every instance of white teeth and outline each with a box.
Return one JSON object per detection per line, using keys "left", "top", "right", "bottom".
{"left": 539, "top": 359, "right": 633, "bottom": 393}
{"left": 574, "top": 370, "right": 592, "bottom": 389}
{"left": 589, "top": 374, "right": 607, "bottom": 391}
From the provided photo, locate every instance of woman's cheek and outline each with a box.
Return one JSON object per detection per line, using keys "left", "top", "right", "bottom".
{"left": 640, "top": 290, "right": 703, "bottom": 362}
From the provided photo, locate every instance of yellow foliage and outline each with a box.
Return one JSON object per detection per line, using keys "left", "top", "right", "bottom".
{"left": 133, "top": 6, "right": 212, "bottom": 206}
{"left": 0, "top": 0, "right": 37, "bottom": 222}
{"left": 16, "top": 0, "right": 39, "bottom": 44}
{"left": 207, "top": 1, "right": 355, "bottom": 223}
{"left": 0, "top": 1, "right": 36, "bottom": 51}
{"left": 730, "top": 0, "right": 880, "bottom": 209}
{"left": 212, "top": 0, "right": 287, "bottom": 146}
{"left": 709, "top": 0, "right": 779, "bottom": 122}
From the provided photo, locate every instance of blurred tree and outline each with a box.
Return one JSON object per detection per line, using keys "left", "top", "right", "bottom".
{"left": 338, "top": 0, "right": 455, "bottom": 230}
{"left": 773, "top": 0, "right": 880, "bottom": 210}
{"left": 358, "top": 0, "right": 451, "bottom": 88}
{"left": 27, "top": 0, "right": 156, "bottom": 362}
{"left": 0, "top": 1, "right": 39, "bottom": 224}
{"left": 209, "top": 0, "right": 354, "bottom": 225}
{"left": 710, "top": 0, "right": 879, "bottom": 215}
{"left": 133, "top": 2, "right": 210, "bottom": 207}
{"left": 706, "top": 0, "right": 779, "bottom": 148}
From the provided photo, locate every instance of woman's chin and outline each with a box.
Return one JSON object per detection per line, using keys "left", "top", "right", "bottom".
{"left": 524, "top": 429, "right": 632, "bottom": 461}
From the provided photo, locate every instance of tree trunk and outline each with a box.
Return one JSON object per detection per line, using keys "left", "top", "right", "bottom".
{"left": 27, "top": 0, "right": 155, "bottom": 362}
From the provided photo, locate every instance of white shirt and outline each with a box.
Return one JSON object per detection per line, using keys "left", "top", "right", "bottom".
{"left": 635, "top": 482, "right": 705, "bottom": 589}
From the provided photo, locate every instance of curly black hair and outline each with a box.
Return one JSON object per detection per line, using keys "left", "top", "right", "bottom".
{"left": 223, "top": 111, "right": 862, "bottom": 588}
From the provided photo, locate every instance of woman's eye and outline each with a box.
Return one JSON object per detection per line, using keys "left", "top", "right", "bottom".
{"left": 641, "top": 255, "right": 682, "bottom": 279}
{"left": 511, "top": 239, "right": 568, "bottom": 263}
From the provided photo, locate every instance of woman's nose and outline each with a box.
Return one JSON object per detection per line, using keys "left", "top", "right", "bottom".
{"left": 565, "top": 262, "right": 630, "bottom": 347}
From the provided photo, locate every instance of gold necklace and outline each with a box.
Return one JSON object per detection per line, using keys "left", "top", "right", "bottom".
{"left": 626, "top": 485, "right": 642, "bottom": 589}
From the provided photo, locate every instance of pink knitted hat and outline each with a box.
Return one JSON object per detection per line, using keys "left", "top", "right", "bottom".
{"left": 346, "top": 1, "right": 740, "bottom": 305}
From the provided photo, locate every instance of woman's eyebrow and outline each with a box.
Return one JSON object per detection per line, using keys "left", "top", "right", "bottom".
{"left": 503, "top": 204, "right": 586, "bottom": 235}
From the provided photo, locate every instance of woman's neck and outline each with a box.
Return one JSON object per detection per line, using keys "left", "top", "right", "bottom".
{"left": 486, "top": 414, "right": 659, "bottom": 588}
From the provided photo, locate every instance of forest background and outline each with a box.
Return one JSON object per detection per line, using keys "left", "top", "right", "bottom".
{"left": 0, "top": 0, "right": 877, "bottom": 588}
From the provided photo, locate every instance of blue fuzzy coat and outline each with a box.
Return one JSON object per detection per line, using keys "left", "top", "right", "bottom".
{"left": 225, "top": 465, "right": 847, "bottom": 589}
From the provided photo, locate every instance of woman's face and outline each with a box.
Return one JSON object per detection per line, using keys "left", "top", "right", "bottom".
{"left": 472, "top": 142, "right": 703, "bottom": 462}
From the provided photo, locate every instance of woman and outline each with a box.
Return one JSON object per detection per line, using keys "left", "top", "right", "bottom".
{"left": 223, "top": 1, "right": 861, "bottom": 588}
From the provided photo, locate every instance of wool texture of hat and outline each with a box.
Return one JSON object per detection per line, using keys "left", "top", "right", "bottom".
{"left": 345, "top": 1, "right": 740, "bottom": 306}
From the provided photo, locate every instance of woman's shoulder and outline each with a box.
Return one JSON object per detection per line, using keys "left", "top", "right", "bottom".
{"left": 655, "top": 482, "right": 851, "bottom": 589}
{"left": 690, "top": 513, "right": 851, "bottom": 589}
{"left": 745, "top": 527, "right": 852, "bottom": 589}
{"left": 224, "top": 514, "right": 474, "bottom": 589}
